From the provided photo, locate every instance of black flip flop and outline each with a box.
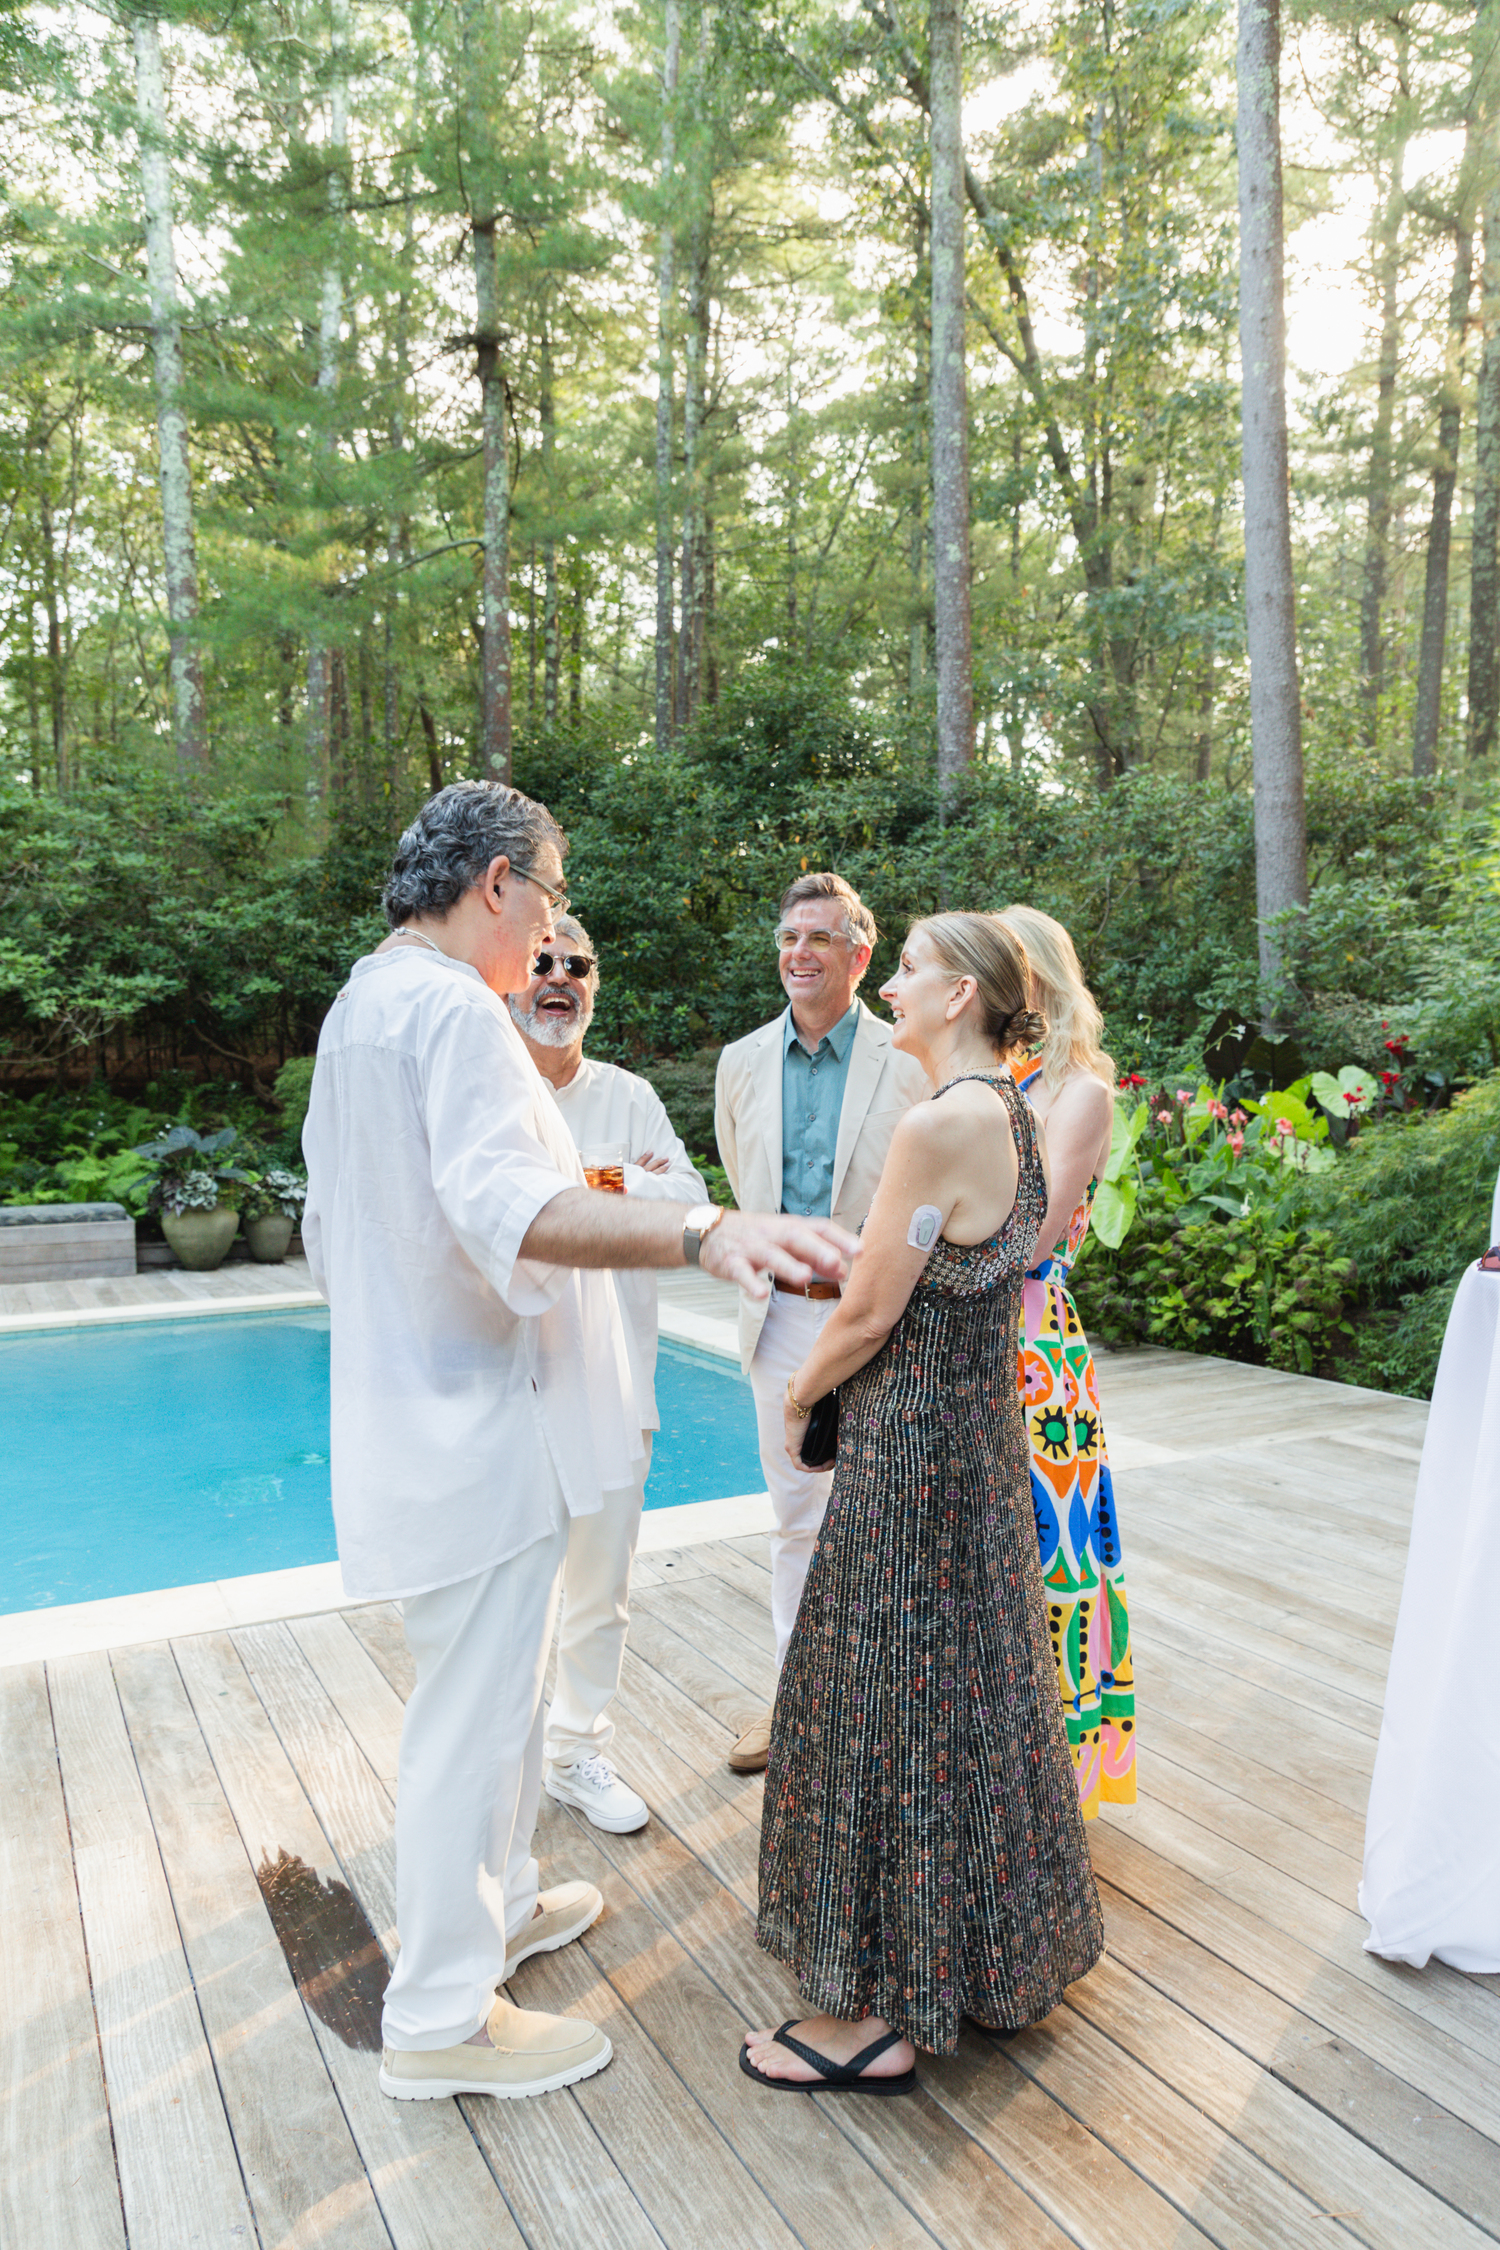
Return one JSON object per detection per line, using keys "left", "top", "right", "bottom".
{"left": 739, "top": 2020, "right": 918, "bottom": 2096}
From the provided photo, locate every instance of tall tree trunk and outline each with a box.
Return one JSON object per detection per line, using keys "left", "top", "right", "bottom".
{"left": 677, "top": 2, "right": 712, "bottom": 729}
{"left": 39, "top": 485, "right": 66, "bottom": 790}
{"left": 540, "top": 307, "right": 560, "bottom": 731}
{"left": 1470, "top": 177, "right": 1500, "bottom": 762}
{"left": 384, "top": 178, "right": 419, "bottom": 799}
{"left": 305, "top": 0, "right": 348, "bottom": 793}
{"left": 1236, "top": 0, "right": 1308, "bottom": 1000}
{"left": 131, "top": 14, "right": 206, "bottom": 774}
{"left": 909, "top": 210, "right": 928, "bottom": 711}
{"left": 568, "top": 558, "right": 584, "bottom": 727}
{"left": 472, "top": 214, "right": 512, "bottom": 780}
{"left": 654, "top": 0, "right": 682, "bottom": 754}
{"left": 678, "top": 212, "right": 710, "bottom": 726}
{"left": 1359, "top": 69, "right": 1409, "bottom": 743}
{"left": 1411, "top": 217, "right": 1475, "bottom": 779}
{"left": 928, "top": 0, "right": 973, "bottom": 793}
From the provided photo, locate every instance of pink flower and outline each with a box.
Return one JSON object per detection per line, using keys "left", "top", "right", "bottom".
{"left": 1155, "top": 1109, "right": 1173, "bottom": 1125}
{"left": 1230, "top": 1108, "right": 1247, "bottom": 1127}
{"left": 1208, "top": 1098, "right": 1228, "bottom": 1121}
{"left": 1228, "top": 1131, "right": 1244, "bottom": 1156}
{"left": 1274, "top": 1117, "right": 1294, "bottom": 1138}
{"left": 1175, "top": 1089, "right": 1192, "bottom": 1106}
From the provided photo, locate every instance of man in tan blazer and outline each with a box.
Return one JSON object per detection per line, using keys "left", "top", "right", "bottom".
{"left": 714, "top": 871, "right": 929, "bottom": 1770}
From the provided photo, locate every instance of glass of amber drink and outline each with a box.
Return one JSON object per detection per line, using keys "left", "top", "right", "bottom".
{"left": 580, "top": 1141, "right": 628, "bottom": 1193}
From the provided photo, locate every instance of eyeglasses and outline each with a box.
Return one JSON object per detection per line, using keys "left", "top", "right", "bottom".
{"left": 511, "top": 864, "right": 570, "bottom": 913}
{"left": 775, "top": 926, "right": 847, "bottom": 952}
{"left": 533, "top": 950, "right": 596, "bottom": 980}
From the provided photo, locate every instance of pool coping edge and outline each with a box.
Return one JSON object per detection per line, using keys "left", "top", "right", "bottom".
{"left": 0, "top": 1488, "right": 775, "bottom": 1668}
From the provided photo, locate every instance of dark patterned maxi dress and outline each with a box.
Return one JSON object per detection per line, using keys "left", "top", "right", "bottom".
{"left": 756, "top": 1071, "right": 1105, "bottom": 2054}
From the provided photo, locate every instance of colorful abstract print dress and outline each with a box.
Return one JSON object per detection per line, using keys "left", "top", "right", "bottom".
{"left": 757, "top": 1072, "right": 1104, "bottom": 2053}
{"left": 1012, "top": 1055, "right": 1137, "bottom": 1820}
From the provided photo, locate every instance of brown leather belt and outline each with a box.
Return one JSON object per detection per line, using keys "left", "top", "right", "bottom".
{"left": 775, "top": 1279, "right": 843, "bottom": 1301}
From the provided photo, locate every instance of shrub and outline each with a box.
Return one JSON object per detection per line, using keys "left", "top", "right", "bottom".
{"left": 1073, "top": 1207, "right": 1357, "bottom": 1374}
{"left": 272, "top": 1057, "right": 317, "bottom": 1160}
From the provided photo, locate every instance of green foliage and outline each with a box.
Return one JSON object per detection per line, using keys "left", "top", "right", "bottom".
{"left": 1302, "top": 1074, "right": 1500, "bottom": 1393}
{"left": 273, "top": 1057, "right": 317, "bottom": 1160}
{"left": 242, "top": 1164, "right": 307, "bottom": 1222}
{"left": 1073, "top": 1207, "right": 1358, "bottom": 1375}
{"left": 132, "top": 1123, "right": 255, "bottom": 1216}
{"left": 632, "top": 1049, "right": 721, "bottom": 1168}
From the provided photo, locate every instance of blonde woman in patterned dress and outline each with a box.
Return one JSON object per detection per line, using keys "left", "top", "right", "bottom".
{"left": 996, "top": 903, "right": 1137, "bottom": 1819}
{"left": 743, "top": 914, "right": 1104, "bottom": 2094}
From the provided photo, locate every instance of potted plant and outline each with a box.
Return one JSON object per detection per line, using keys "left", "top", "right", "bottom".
{"left": 241, "top": 1165, "right": 307, "bottom": 1263}
{"left": 132, "top": 1125, "right": 255, "bottom": 1271}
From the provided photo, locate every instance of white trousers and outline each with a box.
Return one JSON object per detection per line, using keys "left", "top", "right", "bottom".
{"left": 749, "top": 1291, "right": 838, "bottom": 1667}
{"left": 382, "top": 1499, "right": 568, "bottom": 2052}
{"left": 544, "top": 1432, "right": 652, "bottom": 1771}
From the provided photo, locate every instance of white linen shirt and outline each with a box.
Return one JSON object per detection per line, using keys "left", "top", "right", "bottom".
{"left": 302, "top": 947, "right": 641, "bottom": 1603}
{"left": 548, "top": 1056, "right": 707, "bottom": 1431}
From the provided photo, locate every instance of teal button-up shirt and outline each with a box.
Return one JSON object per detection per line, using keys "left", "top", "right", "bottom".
{"left": 780, "top": 1000, "right": 859, "bottom": 1217}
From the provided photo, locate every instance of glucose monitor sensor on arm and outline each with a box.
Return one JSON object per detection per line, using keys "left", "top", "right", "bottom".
{"left": 907, "top": 1205, "right": 942, "bottom": 1251}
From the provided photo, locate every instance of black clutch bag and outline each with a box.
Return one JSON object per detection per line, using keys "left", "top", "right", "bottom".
{"left": 800, "top": 1388, "right": 839, "bottom": 1469}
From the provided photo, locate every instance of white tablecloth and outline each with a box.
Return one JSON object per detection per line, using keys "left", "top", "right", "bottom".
{"left": 1360, "top": 1262, "right": 1500, "bottom": 1971}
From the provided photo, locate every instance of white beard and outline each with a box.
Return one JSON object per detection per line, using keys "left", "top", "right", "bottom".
{"left": 508, "top": 991, "right": 594, "bottom": 1048}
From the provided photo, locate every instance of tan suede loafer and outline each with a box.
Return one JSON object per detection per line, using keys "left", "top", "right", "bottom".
{"left": 503, "top": 1879, "right": 603, "bottom": 1980}
{"left": 379, "top": 1997, "right": 611, "bottom": 2101}
{"left": 727, "top": 1713, "right": 771, "bottom": 1773}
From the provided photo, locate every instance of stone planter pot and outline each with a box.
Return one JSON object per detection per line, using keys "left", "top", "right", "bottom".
{"left": 161, "top": 1207, "right": 240, "bottom": 1272}
{"left": 244, "top": 1212, "right": 295, "bottom": 1264}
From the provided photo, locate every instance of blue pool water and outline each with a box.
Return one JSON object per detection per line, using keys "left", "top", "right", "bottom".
{"left": 0, "top": 1312, "right": 760, "bottom": 1614}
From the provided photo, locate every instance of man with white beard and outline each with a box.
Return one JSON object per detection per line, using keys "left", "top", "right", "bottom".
{"left": 509, "top": 914, "right": 707, "bottom": 1835}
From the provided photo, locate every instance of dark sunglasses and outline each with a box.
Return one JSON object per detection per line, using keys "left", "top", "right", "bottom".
{"left": 533, "top": 950, "right": 596, "bottom": 980}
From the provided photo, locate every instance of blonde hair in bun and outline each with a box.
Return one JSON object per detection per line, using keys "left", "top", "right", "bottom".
{"left": 910, "top": 911, "right": 1048, "bottom": 1055}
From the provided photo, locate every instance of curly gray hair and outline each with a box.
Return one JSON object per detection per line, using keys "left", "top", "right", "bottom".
{"left": 382, "top": 781, "right": 567, "bottom": 929}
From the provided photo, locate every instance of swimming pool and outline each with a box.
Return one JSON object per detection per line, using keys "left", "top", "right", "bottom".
{"left": 0, "top": 1311, "right": 760, "bottom": 1614}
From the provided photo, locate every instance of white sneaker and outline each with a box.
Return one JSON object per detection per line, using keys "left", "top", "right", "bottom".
{"left": 544, "top": 1753, "right": 649, "bottom": 1834}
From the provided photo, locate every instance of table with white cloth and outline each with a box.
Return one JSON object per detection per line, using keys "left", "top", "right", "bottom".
{"left": 1360, "top": 1257, "right": 1500, "bottom": 1973}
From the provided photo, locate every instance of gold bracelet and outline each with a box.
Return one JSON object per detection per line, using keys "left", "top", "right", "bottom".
{"left": 785, "top": 1374, "right": 811, "bottom": 1419}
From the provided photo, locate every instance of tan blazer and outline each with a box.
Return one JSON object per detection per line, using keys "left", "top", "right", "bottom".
{"left": 714, "top": 998, "right": 930, "bottom": 1371}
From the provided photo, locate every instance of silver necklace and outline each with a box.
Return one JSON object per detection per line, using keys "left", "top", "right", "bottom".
{"left": 389, "top": 928, "right": 448, "bottom": 958}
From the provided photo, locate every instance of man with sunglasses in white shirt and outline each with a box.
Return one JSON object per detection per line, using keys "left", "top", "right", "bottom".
{"left": 714, "top": 872, "right": 928, "bottom": 1771}
{"left": 508, "top": 915, "right": 707, "bottom": 1837}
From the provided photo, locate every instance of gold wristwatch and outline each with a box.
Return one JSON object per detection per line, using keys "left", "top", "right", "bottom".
{"left": 682, "top": 1204, "right": 725, "bottom": 1266}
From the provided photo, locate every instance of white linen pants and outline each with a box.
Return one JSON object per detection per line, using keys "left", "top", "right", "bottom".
{"left": 544, "top": 1433, "right": 652, "bottom": 1771}
{"left": 749, "top": 1290, "right": 838, "bottom": 1666}
{"left": 381, "top": 1501, "right": 568, "bottom": 2052}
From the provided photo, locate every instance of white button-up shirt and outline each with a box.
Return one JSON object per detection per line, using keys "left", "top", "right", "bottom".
{"left": 302, "top": 948, "right": 640, "bottom": 1602}
{"left": 548, "top": 1056, "right": 706, "bottom": 1431}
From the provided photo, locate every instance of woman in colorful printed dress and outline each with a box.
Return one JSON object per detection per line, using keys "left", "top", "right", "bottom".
{"left": 742, "top": 914, "right": 1104, "bottom": 2095}
{"left": 995, "top": 904, "right": 1136, "bottom": 1820}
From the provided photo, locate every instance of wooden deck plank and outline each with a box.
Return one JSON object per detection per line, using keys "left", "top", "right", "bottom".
{"left": 0, "top": 1664, "right": 127, "bottom": 2250}
{"left": 1093, "top": 1825, "right": 1500, "bottom": 2138}
{"left": 229, "top": 1618, "right": 673, "bottom": 2250}
{"left": 539, "top": 1802, "right": 1082, "bottom": 2250}
{"left": 173, "top": 1629, "right": 528, "bottom": 2250}
{"left": 250, "top": 1614, "right": 816, "bottom": 2250}
{"left": 47, "top": 1649, "right": 257, "bottom": 2250}
{"left": 112, "top": 1643, "right": 392, "bottom": 2250}
{"left": 627, "top": 1592, "right": 777, "bottom": 1708}
{"left": 1107, "top": 1796, "right": 1500, "bottom": 2070}
{"left": 1124, "top": 1703, "right": 1368, "bottom": 1858}
{"left": 1096, "top": 1879, "right": 1500, "bottom": 2239}
{"left": 1068, "top": 1947, "right": 1495, "bottom": 2248}
{"left": 1133, "top": 1603, "right": 1386, "bottom": 1738}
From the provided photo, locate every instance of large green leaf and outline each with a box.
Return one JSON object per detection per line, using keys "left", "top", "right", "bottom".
{"left": 1310, "top": 1065, "right": 1378, "bottom": 1120}
{"left": 1091, "top": 1174, "right": 1138, "bottom": 1248}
